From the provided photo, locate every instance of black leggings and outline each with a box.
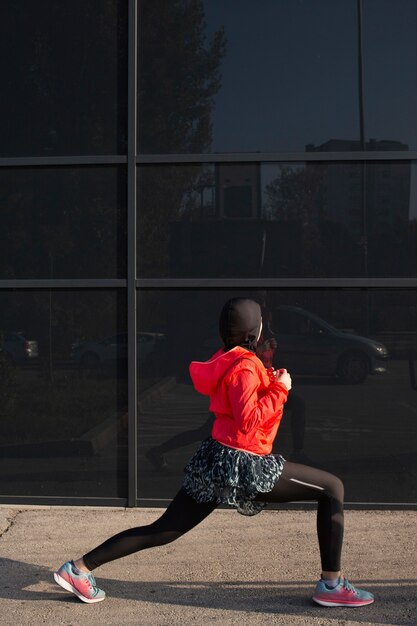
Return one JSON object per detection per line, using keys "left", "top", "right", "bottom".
{"left": 83, "top": 462, "right": 344, "bottom": 573}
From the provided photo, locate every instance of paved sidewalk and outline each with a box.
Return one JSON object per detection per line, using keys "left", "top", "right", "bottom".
{"left": 0, "top": 506, "right": 416, "bottom": 626}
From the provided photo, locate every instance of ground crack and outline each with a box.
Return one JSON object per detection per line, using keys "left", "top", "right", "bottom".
{"left": 0, "top": 510, "right": 22, "bottom": 538}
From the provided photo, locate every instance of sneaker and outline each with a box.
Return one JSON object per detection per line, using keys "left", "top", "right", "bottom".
{"left": 312, "top": 575, "right": 374, "bottom": 607}
{"left": 54, "top": 560, "right": 105, "bottom": 604}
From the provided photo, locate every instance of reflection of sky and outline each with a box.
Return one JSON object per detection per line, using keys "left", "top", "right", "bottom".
{"left": 363, "top": 0, "right": 417, "bottom": 147}
{"left": 203, "top": 0, "right": 417, "bottom": 152}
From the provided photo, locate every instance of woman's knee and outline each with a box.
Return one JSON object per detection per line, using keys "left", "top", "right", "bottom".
{"left": 326, "top": 473, "right": 344, "bottom": 503}
{"left": 145, "top": 522, "right": 185, "bottom": 547}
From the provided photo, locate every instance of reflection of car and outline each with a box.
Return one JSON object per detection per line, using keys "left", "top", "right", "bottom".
{"left": 70, "top": 332, "right": 165, "bottom": 370}
{"left": 272, "top": 306, "right": 388, "bottom": 384}
{"left": 0, "top": 331, "right": 39, "bottom": 364}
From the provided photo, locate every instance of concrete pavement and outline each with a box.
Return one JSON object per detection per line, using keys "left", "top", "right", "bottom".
{"left": 0, "top": 505, "right": 416, "bottom": 625}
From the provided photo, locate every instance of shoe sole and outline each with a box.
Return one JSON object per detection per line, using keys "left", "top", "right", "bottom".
{"left": 54, "top": 572, "right": 105, "bottom": 604}
{"left": 312, "top": 596, "right": 374, "bottom": 607}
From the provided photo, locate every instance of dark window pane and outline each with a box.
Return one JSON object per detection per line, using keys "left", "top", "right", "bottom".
{"left": 137, "top": 162, "right": 417, "bottom": 278}
{"left": 137, "top": 289, "right": 417, "bottom": 505}
{"left": 0, "top": 290, "right": 127, "bottom": 498}
{"left": 0, "top": 1, "right": 127, "bottom": 156}
{"left": 0, "top": 167, "right": 126, "bottom": 279}
{"left": 364, "top": 0, "right": 417, "bottom": 151}
{"left": 138, "top": 0, "right": 359, "bottom": 154}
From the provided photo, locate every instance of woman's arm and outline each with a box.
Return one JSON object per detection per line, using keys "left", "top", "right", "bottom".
{"left": 227, "top": 364, "right": 289, "bottom": 435}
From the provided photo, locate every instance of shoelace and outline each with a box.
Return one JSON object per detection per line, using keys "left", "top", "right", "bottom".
{"left": 342, "top": 577, "right": 356, "bottom": 594}
{"left": 86, "top": 572, "right": 97, "bottom": 589}
{"left": 70, "top": 563, "right": 98, "bottom": 594}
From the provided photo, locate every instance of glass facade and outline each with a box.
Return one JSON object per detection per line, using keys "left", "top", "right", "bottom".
{"left": 0, "top": 167, "right": 127, "bottom": 279}
{"left": 0, "top": 1, "right": 128, "bottom": 156}
{"left": 138, "top": 161, "right": 417, "bottom": 278}
{"left": 138, "top": 0, "right": 360, "bottom": 154}
{"left": 2, "top": 0, "right": 417, "bottom": 507}
{"left": 0, "top": 290, "right": 127, "bottom": 498}
{"left": 363, "top": 0, "right": 417, "bottom": 150}
{"left": 137, "top": 289, "right": 417, "bottom": 504}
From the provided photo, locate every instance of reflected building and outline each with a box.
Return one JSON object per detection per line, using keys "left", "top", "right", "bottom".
{"left": 306, "top": 139, "right": 410, "bottom": 230}
{"left": 216, "top": 164, "right": 262, "bottom": 220}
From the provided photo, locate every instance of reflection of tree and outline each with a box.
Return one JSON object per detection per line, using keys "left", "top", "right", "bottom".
{"left": 264, "top": 165, "right": 362, "bottom": 276}
{"left": 138, "top": 1, "right": 226, "bottom": 276}
{"left": 265, "top": 161, "right": 417, "bottom": 278}
{"left": 139, "top": 165, "right": 216, "bottom": 276}
{"left": 265, "top": 166, "right": 321, "bottom": 222}
{"left": 138, "top": 0, "right": 226, "bottom": 153}
{"left": 265, "top": 165, "right": 323, "bottom": 275}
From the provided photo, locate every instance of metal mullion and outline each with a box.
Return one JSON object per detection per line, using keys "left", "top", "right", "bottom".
{"left": 136, "top": 151, "right": 417, "bottom": 165}
{"left": 136, "top": 278, "right": 417, "bottom": 289}
{"left": 0, "top": 279, "right": 126, "bottom": 289}
{"left": 127, "top": 0, "right": 138, "bottom": 508}
{"left": 135, "top": 497, "right": 417, "bottom": 510}
{"left": 0, "top": 156, "right": 127, "bottom": 167}
{"left": 0, "top": 496, "right": 127, "bottom": 507}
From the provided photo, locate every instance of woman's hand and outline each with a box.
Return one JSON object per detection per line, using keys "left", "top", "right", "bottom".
{"left": 275, "top": 368, "right": 292, "bottom": 391}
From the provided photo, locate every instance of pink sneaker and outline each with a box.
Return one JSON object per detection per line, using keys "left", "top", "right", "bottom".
{"left": 312, "top": 575, "right": 374, "bottom": 607}
{"left": 54, "top": 560, "right": 105, "bottom": 603}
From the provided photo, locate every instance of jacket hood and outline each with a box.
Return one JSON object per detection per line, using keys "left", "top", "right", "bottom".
{"left": 219, "top": 298, "right": 262, "bottom": 353}
{"left": 189, "top": 346, "right": 255, "bottom": 396}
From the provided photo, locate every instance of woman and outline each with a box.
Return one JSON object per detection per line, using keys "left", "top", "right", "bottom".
{"left": 54, "top": 298, "right": 374, "bottom": 607}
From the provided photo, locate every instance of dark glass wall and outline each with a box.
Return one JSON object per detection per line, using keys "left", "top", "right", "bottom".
{"left": 0, "top": 290, "right": 127, "bottom": 498}
{"left": 363, "top": 0, "right": 417, "bottom": 150}
{"left": 138, "top": 0, "right": 360, "bottom": 154}
{"left": 137, "top": 289, "right": 417, "bottom": 505}
{"left": 136, "top": 0, "right": 417, "bottom": 507}
{"left": 0, "top": 0, "right": 128, "bottom": 156}
{"left": 138, "top": 161, "right": 417, "bottom": 278}
{"left": 0, "top": 167, "right": 127, "bottom": 279}
{"left": 2, "top": 0, "right": 417, "bottom": 506}
{"left": 0, "top": 1, "right": 129, "bottom": 504}
{"left": 137, "top": 0, "right": 417, "bottom": 155}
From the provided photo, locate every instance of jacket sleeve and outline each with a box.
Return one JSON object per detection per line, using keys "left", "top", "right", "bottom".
{"left": 226, "top": 363, "right": 288, "bottom": 435}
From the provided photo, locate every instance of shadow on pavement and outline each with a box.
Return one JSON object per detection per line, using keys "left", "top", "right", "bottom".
{"left": 1, "top": 558, "right": 416, "bottom": 625}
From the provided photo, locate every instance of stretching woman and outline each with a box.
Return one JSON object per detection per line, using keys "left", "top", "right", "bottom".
{"left": 54, "top": 298, "right": 374, "bottom": 608}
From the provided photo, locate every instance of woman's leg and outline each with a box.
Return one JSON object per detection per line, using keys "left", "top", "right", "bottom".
{"left": 256, "top": 461, "right": 344, "bottom": 573}
{"left": 81, "top": 488, "right": 217, "bottom": 571}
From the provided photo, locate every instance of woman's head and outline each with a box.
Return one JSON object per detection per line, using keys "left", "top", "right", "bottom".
{"left": 219, "top": 298, "right": 262, "bottom": 352}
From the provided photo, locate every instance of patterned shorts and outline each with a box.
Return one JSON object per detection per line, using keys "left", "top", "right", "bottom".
{"left": 183, "top": 438, "right": 285, "bottom": 516}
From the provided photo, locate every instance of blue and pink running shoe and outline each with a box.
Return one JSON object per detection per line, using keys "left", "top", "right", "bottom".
{"left": 54, "top": 560, "right": 105, "bottom": 603}
{"left": 312, "top": 575, "right": 374, "bottom": 607}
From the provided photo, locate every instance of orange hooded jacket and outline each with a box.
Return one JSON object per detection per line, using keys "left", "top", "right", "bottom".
{"left": 189, "top": 346, "right": 288, "bottom": 455}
